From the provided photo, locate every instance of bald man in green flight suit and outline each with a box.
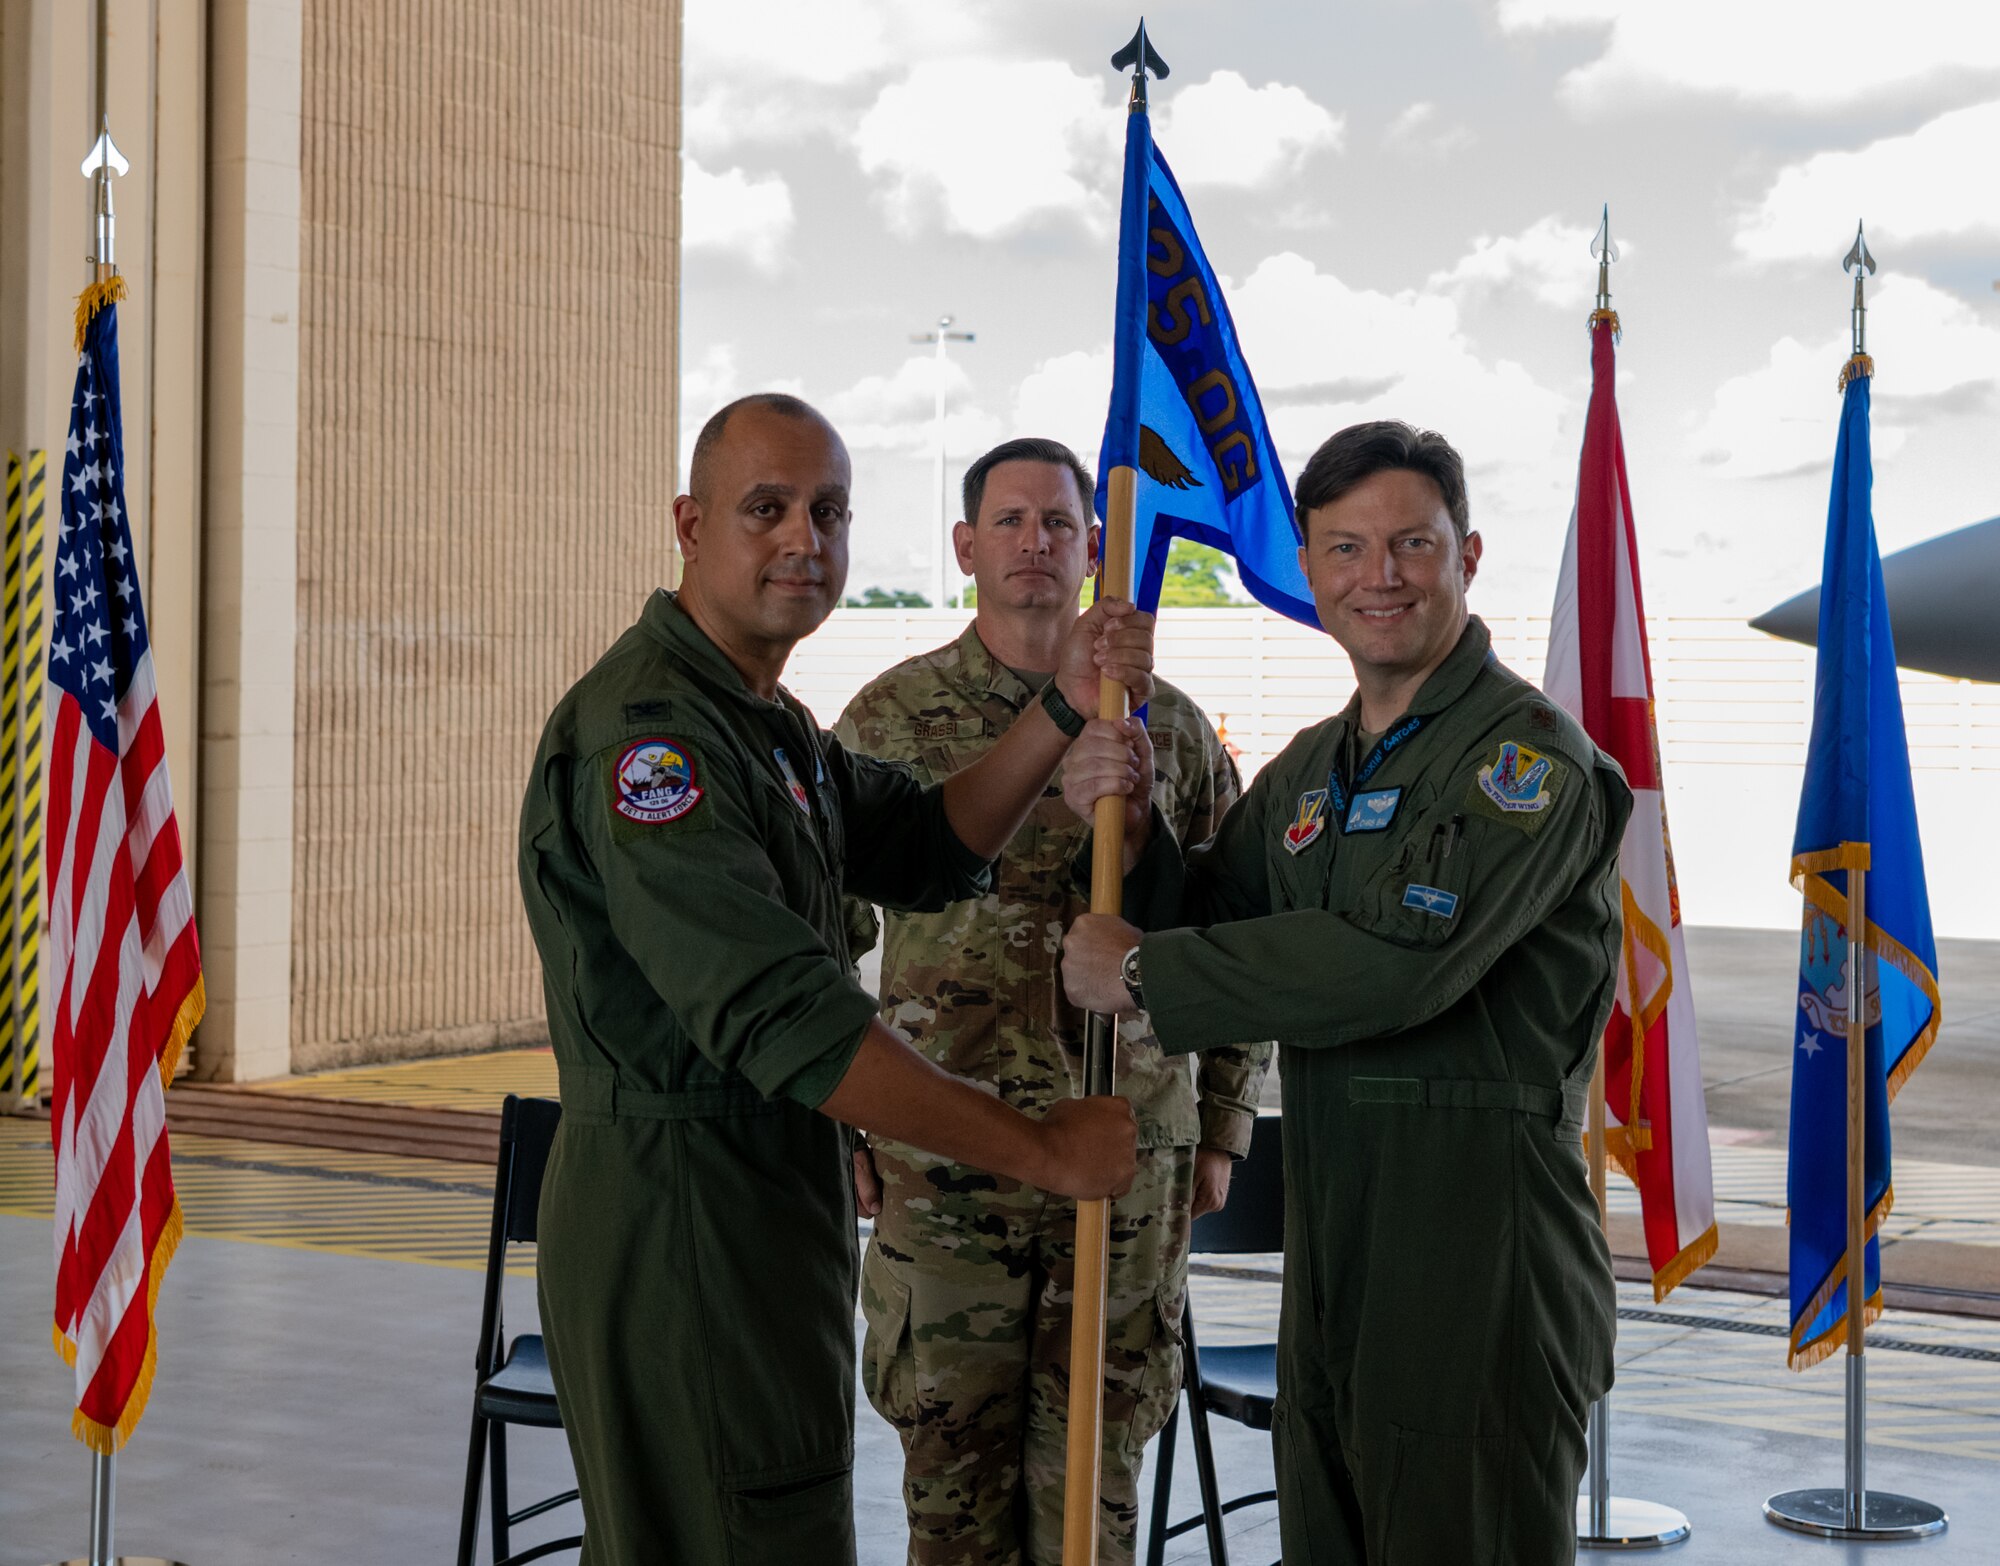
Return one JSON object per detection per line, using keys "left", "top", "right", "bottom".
{"left": 1062, "top": 421, "right": 1632, "bottom": 1564}
{"left": 518, "top": 393, "right": 1150, "bottom": 1565}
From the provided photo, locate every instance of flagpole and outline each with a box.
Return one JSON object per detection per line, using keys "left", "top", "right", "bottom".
{"left": 1844, "top": 865, "right": 1868, "bottom": 1528}
{"left": 1063, "top": 26, "right": 1164, "bottom": 1558}
{"left": 37, "top": 10, "right": 184, "bottom": 1566}
{"left": 1574, "top": 206, "right": 1691, "bottom": 1553}
{"left": 1062, "top": 462, "right": 1132, "bottom": 1566}
{"left": 1763, "top": 225, "right": 1944, "bottom": 1544}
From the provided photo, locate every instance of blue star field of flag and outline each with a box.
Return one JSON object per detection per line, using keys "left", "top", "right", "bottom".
{"left": 53, "top": 301, "right": 150, "bottom": 751}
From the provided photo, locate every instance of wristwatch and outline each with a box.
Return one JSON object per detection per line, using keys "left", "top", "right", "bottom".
{"left": 1120, "top": 944, "right": 1146, "bottom": 1011}
{"left": 1039, "top": 679, "right": 1088, "bottom": 739}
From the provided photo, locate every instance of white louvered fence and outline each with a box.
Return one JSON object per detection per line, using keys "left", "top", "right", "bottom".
{"left": 787, "top": 609, "right": 2000, "bottom": 939}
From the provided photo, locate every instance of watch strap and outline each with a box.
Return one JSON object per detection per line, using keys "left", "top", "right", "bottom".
{"left": 1039, "top": 679, "right": 1088, "bottom": 739}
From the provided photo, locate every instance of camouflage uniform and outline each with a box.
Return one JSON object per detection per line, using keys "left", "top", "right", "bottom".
{"left": 837, "top": 623, "right": 1271, "bottom": 1566}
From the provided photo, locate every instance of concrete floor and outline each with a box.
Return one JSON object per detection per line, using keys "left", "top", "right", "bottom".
{"left": 5, "top": 923, "right": 1996, "bottom": 1564}
{"left": 5, "top": 1213, "right": 1997, "bottom": 1566}
{"left": 1680, "top": 927, "right": 2000, "bottom": 1170}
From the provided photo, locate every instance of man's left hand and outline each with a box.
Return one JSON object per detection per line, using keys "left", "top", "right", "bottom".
{"left": 1191, "top": 1146, "right": 1233, "bottom": 1220}
{"left": 1056, "top": 599, "right": 1155, "bottom": 717}
{"left": 1063, "top": 912, "right": 1142, "bottom": 1014}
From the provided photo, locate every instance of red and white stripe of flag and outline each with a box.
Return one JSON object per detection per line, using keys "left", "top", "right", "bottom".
{"left": 49, "top": 649, "right": 204, "bottom": 1451}
{"left": 1545, "top": 317, "right": 1717, "bottom": 1301}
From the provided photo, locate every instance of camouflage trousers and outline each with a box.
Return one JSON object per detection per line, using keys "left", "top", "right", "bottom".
{"left": 859, "top": 1139, "right": 1194, "bottom": 1566}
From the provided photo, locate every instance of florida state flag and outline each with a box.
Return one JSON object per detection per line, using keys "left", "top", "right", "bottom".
{"left": 1544, "top": 311, "right": 1717, "bottom": 1300}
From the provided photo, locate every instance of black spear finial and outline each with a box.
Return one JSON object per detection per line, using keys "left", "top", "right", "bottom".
{"left": 1111, "top": 19, "right": 1170, "bottom": 110}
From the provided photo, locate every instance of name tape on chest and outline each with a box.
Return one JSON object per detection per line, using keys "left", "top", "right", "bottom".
{"left": 613, "top": 737, "right": 704, "bottom": 824}
{"left": 1344, "top": 785, "right": 1402, "bottom": 834}
{"left": 911, "top": 716, "right": 984, "bottom": 742}
{"left": 1283, "top": 787, "right": 1329, "bottom": 855}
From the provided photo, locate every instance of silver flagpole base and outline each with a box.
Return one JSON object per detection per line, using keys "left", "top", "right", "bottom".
{"left": 48, "top": 1558, "right": 188, "bottom": 1565}
{"left": 1763, "top": 1490, "right": 1947, "bottom": 1540}
{"left": 1576, "top": 1497, "right": 1692, "bottom": 1550}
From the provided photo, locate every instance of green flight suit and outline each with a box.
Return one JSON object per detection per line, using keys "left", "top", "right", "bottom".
{"left": 1127, "top": 616, "right": 1632, "bottom": 1565}
{"left": 517, "top": 590, "right": 993, "bottom": 1565}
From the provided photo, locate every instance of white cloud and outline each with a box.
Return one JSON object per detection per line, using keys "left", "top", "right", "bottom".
{"left": 1153, "top": 71, "right": 1344, "bottom": 187}
{"left": 854, "top": 60, "right": 1121, "bottom": 238}
{"left": 1736, "top": 101, "right": 2000, "bottom": 261}
{"left": 682, "top": 158, "right": 795, "bottom": 274}
{"left": 1688, "top": 275, "right": 2000, "bottom": 476}
{"left": 1010, "top": 348, "right": 1113, "bottom": 464}
{"left": 1224, "top": 253, "right": 1569, "bottom": 483}
{"left": 822, "top": 352, "right": 1002, "bottom": 457}
{"left": 1429, "top": 215, "right": 1617, "bottom": 308}
{"left": 684, "top": 0, "right": 984, "bottom": 89}
{"left": 1383, "top": 101, "right": 1473, "bottom": 157}
{"left": 1497, "top": 0, "right": 2000, "bottom": 112}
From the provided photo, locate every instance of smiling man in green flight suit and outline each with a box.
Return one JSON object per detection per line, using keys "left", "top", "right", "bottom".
{"left": 518, "top": 394, "right": 1151, "bottom": 1566}
{"left": 1061, "top": 421, "right": 1632, "bottom": 1565}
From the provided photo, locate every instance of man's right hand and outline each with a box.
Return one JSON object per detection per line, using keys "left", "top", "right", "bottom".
{"left": 1033, "top": 1094, "right": 1139, "bottom": 1199}
{"left": 1063, "top": 716, "right": 1154, "bottom": 865}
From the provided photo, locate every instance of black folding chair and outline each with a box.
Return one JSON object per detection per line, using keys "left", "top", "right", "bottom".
{"left": 1146, "top": 1112, "right": 1284, "bottom": 1566}
{"left": 455, "top": 1095, "right": 582, "bottom": 1566}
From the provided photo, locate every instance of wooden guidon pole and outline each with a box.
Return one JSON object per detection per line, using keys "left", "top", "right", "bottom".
{"left": 1062, "top": 463, "right": 1137, "bottom": 1565}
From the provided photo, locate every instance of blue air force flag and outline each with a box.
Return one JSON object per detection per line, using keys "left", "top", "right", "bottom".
{"left": 1095, "top": 108, "right": 1317, "bottom": 625}
{"left": 1785, "top": 365, "right": 1941, "bottom": 1370}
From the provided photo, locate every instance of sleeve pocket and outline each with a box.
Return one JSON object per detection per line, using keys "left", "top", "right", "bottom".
{"left": 1367, "top": 821, "right": 1475, "bottom": 949}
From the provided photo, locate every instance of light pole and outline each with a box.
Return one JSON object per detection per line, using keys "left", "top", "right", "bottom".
{"left": 910, "top": 315, "right": 974, "bottom": 607}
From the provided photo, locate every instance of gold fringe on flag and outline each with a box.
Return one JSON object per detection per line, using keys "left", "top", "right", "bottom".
{"left": 73, "top": 276, "right": 127, "bottom": 352}
{"left": 1650, "top": 1220, "right": 1719, "bottom": 1303}
{"left": 67, "top": 1199, "right": 185, "bottom": 1453}
{"left": 1837, "top": 352, "right": 1875, "bottom": 391}
{"left": 160, "top": 973, "right": 205, "bottom": 1087}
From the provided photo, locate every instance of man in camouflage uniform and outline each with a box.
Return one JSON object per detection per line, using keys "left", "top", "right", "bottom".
{"left": 837, "top": 437, "right": 1272, "bottom": 1566}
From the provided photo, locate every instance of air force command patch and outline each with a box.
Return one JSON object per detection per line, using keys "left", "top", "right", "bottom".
{"left": 1344, "top": 786, "right": 1402, "bottom": 834}
{"left": 1284, "top": 788, "right": 1329, "bottom": 855}
{"left": 613, "top": 738, "right": 704, "bottom": 823}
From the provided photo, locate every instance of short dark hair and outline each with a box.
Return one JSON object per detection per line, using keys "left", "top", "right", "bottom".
{"left": 960, "top": 437, "right": 1096, "bottom": 525}
{"left": 688, "top": 392, "right": 834, "bottom": 502}
{"left": 1294, "top": 421, "right": 1470, "bottom": 541}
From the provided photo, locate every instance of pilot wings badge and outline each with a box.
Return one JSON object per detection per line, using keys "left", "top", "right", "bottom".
{"left": 1284, "top": 787, "right": 1330, "bottom": 856}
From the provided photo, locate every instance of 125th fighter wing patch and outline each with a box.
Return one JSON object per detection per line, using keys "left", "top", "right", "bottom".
{"left": 1463, "top": 739, "right": 1568, "bottom": 835}
{"left": 612, "top": 737, "right": 705, "bottom": 824}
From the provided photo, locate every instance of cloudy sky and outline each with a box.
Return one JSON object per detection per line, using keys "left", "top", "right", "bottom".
{"left": 677, "top": 0, "right": 2000, "bottom": 620}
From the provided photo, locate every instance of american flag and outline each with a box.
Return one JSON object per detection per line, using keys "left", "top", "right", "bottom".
{"left": 48, "top": 280, "right": 204, "bottom": 1452}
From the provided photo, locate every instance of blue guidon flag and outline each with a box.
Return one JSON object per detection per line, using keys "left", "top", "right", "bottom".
{"left": 1095, "top": 92, "right": 1316, "bottom": 626}
{"left": 1784, "top": 356, "right": 1941, "bottom": 1370}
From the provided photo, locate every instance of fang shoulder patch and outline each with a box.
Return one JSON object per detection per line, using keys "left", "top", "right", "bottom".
{"left": 610, "top": 736, "right": 707, "bottom": 827}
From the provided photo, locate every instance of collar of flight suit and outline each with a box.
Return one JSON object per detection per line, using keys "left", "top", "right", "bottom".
{"left": 1334, "top": 612, "right": 1494, "bottom": 734}
{"left": 641, "top": 588, "right": 802, "bottom": 718}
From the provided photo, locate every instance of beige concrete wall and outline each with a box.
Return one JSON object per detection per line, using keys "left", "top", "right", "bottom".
{"left": 290, "top": 0, "right": 682, "bottom": 1070}
{"left": 197, "top": 0, "right": 302, "bottom": 1082}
